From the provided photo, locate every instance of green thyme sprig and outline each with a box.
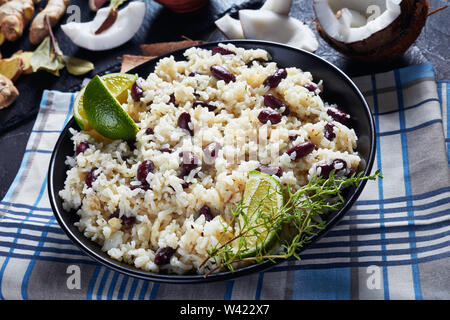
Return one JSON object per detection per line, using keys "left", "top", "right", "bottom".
{"left": 201, "top": 170, "right": 382, "bottom": 276}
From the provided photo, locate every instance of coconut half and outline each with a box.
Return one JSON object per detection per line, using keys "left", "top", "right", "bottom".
{"left": 260, "top": 0, "right": 293, "bottom": 15}
{"left": 61, "top": 1, "right": 146, "bottom": 51}
{"left": 239, "top": 9, "right": 319, "bottom": 52}
{"left": 215, "top": 15, "right": 244, "bottom": 39}
{"left": 214, "top": 0, "right": 318, "bottom": 52}
{"left": 313, "top": 0, "right": 429, "bottom": 61}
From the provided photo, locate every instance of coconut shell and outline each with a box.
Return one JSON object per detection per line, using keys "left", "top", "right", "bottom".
{"left": 314, "top": 0, "right": 429, "bottom": 62}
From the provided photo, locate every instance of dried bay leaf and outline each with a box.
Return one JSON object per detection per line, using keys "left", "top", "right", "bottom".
{"left": 30, "top": 37, "right": 64, "bottom": 76}
{"left": 30, "top": 36, "right": 94, "bottom": 76}
{"left": 63, "top": 56, "right": 94, "bottom": 76}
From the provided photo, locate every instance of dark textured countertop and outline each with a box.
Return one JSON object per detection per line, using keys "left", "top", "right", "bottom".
{"left": 0, "top": 0, "right": 449, "bottom": 199}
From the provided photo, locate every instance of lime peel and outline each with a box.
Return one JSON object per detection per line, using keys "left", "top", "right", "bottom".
{"left": 83, "top": 74, "right": 138, "bottom": 141}
{"left": 73, "top": 72, "right": 137, "bottom": 133}
{"left": 232, "top": 170, "right": 284, "bottom": 259}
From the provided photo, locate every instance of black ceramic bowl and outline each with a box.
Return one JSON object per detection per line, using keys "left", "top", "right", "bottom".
{"left": 48, "top": 40, "right": 376, "bottom": 283}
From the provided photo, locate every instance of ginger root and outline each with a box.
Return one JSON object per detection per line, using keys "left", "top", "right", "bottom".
{"left": 0, "top": 56, "right": 23, "bottom": 81}
{"left": 29, "top": 0, "right": 70, "bottom": 45}
{"left": 0, "top": 73, "right": 18, "bottom": 109}
{"left": 0, "top": 0, "right": 34, "bottom": 45}
{"left": 12, "top": 50, "right": 33, "bottom": 74}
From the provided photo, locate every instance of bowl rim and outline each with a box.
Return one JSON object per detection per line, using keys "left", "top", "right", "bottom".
{"left": 47, "top": 39, "right": 376, "bottom": 283}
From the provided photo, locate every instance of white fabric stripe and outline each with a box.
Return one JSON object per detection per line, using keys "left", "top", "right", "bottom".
{"left": 1, "top": 258, "right": 30, "bottom": 299}
{"left": 0, "top": 217, "right": 62, "bottom": 230}
{"left": 417, "top": 245, "right": 450, "bottom": 259}
{"left": 38, "top": 251, "right": 92, "bottom": 262}
{"left": 416, "top": 224, "right": 450, "bottom": 238}
{"left": 413, "top": 191, "right": 450, "bottom": 206}
{"left": 0, "top": 246, "right": 89, "bottom": 262}
{"left": 345, "top": 201, "right": 450, "bottom": 222}
{"left": 442, "top": 82, "right": 448, "bottom": 139}
{"left": 98, "top": 270, "right": 115, "bottom": 300}
{"left": 415, "top": 234, "right": 450, "bottom": 249}
{"left": 120, "top": 276, "right": 133, "bottom": 300}
{"left": 90, "top": 267, "right": 104, "bottom": 300}
{"left": 0, "top": 213, "right": 55, "bottom": 225}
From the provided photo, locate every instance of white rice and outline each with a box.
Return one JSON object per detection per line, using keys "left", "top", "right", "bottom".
{"left": 58, "top": 43, "right": 360, "bottom": 274}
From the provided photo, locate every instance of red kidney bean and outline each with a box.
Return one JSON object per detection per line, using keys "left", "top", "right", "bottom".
{"left": 181, "top": 182, "right": 189, "bottom": 189}
{"left": 286, "top": 141, "right": 315, "bottom": 160}
{"left": 131, "top": 81, "right": 144, "bottom": 102}
{"left": 137, "top": 160, "right": 154, "bottom": 183}
{"left": 203, "top": 142, "right": 222, "bottom": 164}
{"left": 317, "top": 163, "right": 333, "bottom": 179}
{"left": 177, "top": 173, "right": 190, "bottom": 189}
{"left": 130, "top": 182, "right": 150, "bottom": 191}
{"left": 76, "top": 142, "right": 90, "bottom": 155}
{"left": 193, "top": 101, "right": 217, "bottom": 112}
{"left": 85, "top": 168, "right": 97, "bottom": 188}
{"left": 210, "top": 65, "right": 236, "bottom": 83}
{"left": 263, "top": 68, "right": 287, "bottom": 88}
{"left": 177, "top": 112, "right": 193, "bottom": 136}
{"left": 317, "top": 159, "right": 347, "bottom": 178}
{"left": 110, "top": 209, "right": 120, "bottom": 219}
{"left": 304, "top": 83, "right": 318, "bottom": 92}
{"left": 199, "top": 205, "right": 213, "bottom": 222}
{"left": 347, "top": 167, "right": 356, "bottom": 177}
{"left": 179, "top": 151, "right": 200, "bottom": 174}
{"left": 264, "top": 94, "right": 290, "bottom": 115}
{"left": 264, "top": 94, "right": 284, "bottom": 109}
{"left": 327, "top": 105, "right": 350, "bottom": 124}
{"left": 324, "top": 123, "right": 336, "bottom": 141}
{"left": 258, "top": 109, "right": 281, "bottom": 124}
{"left": 160, "top": 148, "right": 173, "bottom": 153}
{"left": 212, "top": 46, "right": 236, "bottom": 55}
{"left": 289, "top": 134, "right": 299, "bottom": 141}
{"left": 256, "top": 165, "right": 283, "bottom": 177}
{"left": 246, "top": 57, "right": 268, "bottom": 67}
{"left": 154, "top": 247, "right": 176, "bottom": 265}
{"left": 332, "top": 159, "right": 347, "bottom": 172}
{"left": 169, "top": 93, "right": 178, "bottom": 107}
{"left": 121, "top": 215, "right": 136, "bottom": 228}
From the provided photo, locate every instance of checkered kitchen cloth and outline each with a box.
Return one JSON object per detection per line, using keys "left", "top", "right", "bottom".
{"left": 0, "top": 62, "right": 449, "bottom": 300}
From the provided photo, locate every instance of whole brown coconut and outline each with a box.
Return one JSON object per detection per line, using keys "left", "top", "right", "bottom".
{"left": 314, "top": 0, "right": 430, "bottom": 62}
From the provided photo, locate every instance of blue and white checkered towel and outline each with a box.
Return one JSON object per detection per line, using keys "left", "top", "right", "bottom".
{"left": 0, "top": 62, "right": 449, "bottom": 300}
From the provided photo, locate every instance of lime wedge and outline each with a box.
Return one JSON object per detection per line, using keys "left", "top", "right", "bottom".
{"left": 232, "top": 170, "right": 284, "bottom": 258}
{"left": 83, "top": 75, "right": 139, "bottom": 140}
{"left": 73, "top": 72, "right": 137, "bottom": 131}
{"left": 73, "top": 88, "right": 90, "bottom": 131}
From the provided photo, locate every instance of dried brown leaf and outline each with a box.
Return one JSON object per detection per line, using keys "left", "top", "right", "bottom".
{"left": 121, "top": 54, "right": 155, "bottom": 73}
{"left": 140, "top": 40, "right": 203, "bottom": 57}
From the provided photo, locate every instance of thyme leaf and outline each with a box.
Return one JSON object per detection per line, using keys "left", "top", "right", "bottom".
{"left": 202, "top": 169, "right": 382, "bottom": 276}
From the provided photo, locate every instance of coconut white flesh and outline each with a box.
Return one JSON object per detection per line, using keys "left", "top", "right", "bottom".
{"left": 313, "top": 0, "right": 402, "bottom": 43}
{"left": 239, "top": 9, "right": 319, "bottom": 52}
{"left": 61, "top": 1, "right": 146, "bottom": 51}
{"left": 260, "top": 0, "right": 293, "bottom": 15}
{"left": 215, "top": 15, "right": 245, "bottom": 39}
{"left": 338, "top": 8, "right": 367, "bottom": 28}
